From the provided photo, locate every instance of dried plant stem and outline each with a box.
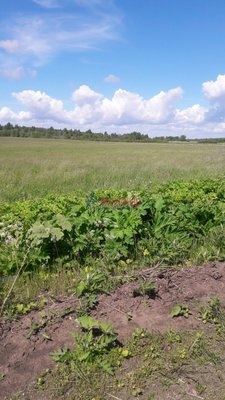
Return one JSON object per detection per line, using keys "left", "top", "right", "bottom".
{"left": 186, "top": 393, "right": 204, "bottom": 399}
{"left": 106, "top": 394, "right": 124, "bottom": 400}
{"left": 0, "top": 247, "right": 30, "bottom": 316}
{"left": 102, "top": 301, "right": 128, "bottom": 316}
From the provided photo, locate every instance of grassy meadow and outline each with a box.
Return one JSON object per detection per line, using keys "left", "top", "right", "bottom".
{"left": 1, "top": 137, "right": 225, "bottom": 202}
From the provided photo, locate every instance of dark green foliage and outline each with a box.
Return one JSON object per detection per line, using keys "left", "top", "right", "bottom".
{"left": 2, "top": 122, "right": 225, "bottom": 143}
{"left": 0, "top": 179, "right": 225, "bottom": 276}
{"left": 0, "top": 123, "right": 188, "bottom": 142}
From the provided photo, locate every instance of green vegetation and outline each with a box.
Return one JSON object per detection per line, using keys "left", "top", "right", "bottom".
{"left": 1, "top": 136, "right": 225, "bottom": 399}
{"left": 51, "top": 315, "right": 120, "bottom": 375}
{"left": 1, "top": 179, "right": 225, "bottom": 280}
{"left": 1, "top": 177, "right": 225, "bottom": 323}
{"left": 171, "top": 304, "right": 192, "bottom": 318}
{"left": 0, "top": 122, "right": 187, "bottom": 141}
{"left": 13, "top": 318, "right": 225, "bottom": 400}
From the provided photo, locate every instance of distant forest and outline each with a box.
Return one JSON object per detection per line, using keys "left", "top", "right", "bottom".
{"left": 1, "top": 122, "right": 225, "bottom": 143}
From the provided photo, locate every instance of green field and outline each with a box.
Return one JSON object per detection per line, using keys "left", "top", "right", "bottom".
{"left": 1, "top": 137, "right": 225, "bottom": 202}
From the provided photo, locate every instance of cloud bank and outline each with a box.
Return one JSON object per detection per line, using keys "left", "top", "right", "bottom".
{"left": 1, "top": 74, "right": 225, "bottom": 138}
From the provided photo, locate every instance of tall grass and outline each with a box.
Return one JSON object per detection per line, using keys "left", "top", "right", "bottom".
{"left": 1, "top": 137, "right": 225, "bottom": 202}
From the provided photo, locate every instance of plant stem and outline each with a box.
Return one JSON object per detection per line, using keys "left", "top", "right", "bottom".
{"left": 106, "top": 393, "right": 124, "bottom": 400}
{"left": 0, "top": 247, "right": 30, "bottom": 316}
{"left": 102, "top": 301, "right": 129, "bottom": 316}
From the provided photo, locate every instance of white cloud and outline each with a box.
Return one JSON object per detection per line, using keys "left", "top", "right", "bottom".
{"left": 0, "top": 67, "right": 37, "bottom": 80}
{"left": 0, "top": 2, "right": 122, "bottom": 76}
{"left": 5, "top": 18, "right": 56, "bottom": 61}
{"left": 12, "top": 90, "right": 66, "bottom": 122}
{"left": 69, "top": 86, "right": 183, "bottom": 126}
{"left": 201, "top": 74, "right": 225, "bottom": 124}
{"left": 4, "top": 85, "right": 183, "bottom": 129}
{"left": 33, "top": 0, "right": 59, "bottom": 8}
{"left": 202, "top": 74, "right": 225, "bottom": 101}
{"left": 104, "top": 74, "right": 120, "bottom": 83}
{"left": 101, "top": 89, "right": 142, "bottom": 124}
{"left": 1, "top": 77, "right": 225, "bottom": 138}
{"left": 175, "top": 104, "right": 206, "bottom": 124}
{"left": 0, "top": 107, "right": 30, "bottom": 123}
{"left": 73, "top": 0, "right": 117, "bottom": 11}
{"left": 142, "top": 88, "right": 183, "bottom": 123}
{"left": 72, "top": 85, "right": 103, "bottom": 106}
{"left": 0, "top": 40, "right": 20, "bottom": 53}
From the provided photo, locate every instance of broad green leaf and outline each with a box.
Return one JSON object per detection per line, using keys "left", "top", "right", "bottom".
{"left": 55, "top": 214, "right": 72, "bottom": 232}
{"left": 16, "top": 303, "right": 25, "bottom": 313}
{"left": 76, "top": 281, "right": 86, "bottom": 297}
{"left": 78, "top": 351, "right": 91, "bottom": 362}
{"left": 171, "top": 305, "right": 182, "bottom": 317}
{"left": 155, "top": 198, "right": 164, "bottom": 211}
{"left": 50, "top": 347, "right": 68, "bottom": 362}
{"left": 121, "top": 349, "right": 130, "bottom": 358}
{"left": 50, "top": 227, "right": 64, "bottom": 241}
{"left": 77, "top": 315, "right": 99, "bottom": 331}
{"left": 100, "top": 360, "right": 114, "bottom": 375}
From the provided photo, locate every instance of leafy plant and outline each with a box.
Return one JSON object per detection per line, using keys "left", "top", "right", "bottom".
{"left": 200, "top": 298, "right": 223, "bottom": 325}
{"left": 1, "top": 179, "right": 225, "bottom": 277}
{"left": 171, "top": 304, "right": 191, "bottom": 318}
{"left": 15, "top": 301, "right": 37, "bottom": 315}
{"left": 76, "top": 267, "right": 109, "bottom": 297}
{"left": 133, "top": 280, "right": 157, "bottom": 299}
{"left": 51, "top": 316, "right": 120, "bottom": 375}
{"left": 76, "top": 267, "right": 111, "bottom": 311}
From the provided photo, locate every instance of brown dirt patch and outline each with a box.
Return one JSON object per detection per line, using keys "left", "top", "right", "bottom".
{"left": 93, "top": 261, "right": 225, "bottom": 341}
{"left": 1, "top": 261, "right": 225, "bottom": 399}
{"left": 0, "top": 296, "right": 79, "bottom": 399}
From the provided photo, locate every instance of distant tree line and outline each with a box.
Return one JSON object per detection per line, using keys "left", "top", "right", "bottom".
{"left": 0, "top": 122, "right": 225, "bottom": 143}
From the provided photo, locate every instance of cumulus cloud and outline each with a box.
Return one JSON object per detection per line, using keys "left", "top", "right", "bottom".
{"left": 101, "top": 89, "right": 143, "bottom": 124}
{"left": 202, "top": 74, "right": 225, "bottom": 124}
{"left": 104, "top": 74, "right": 120, "bottom": 83}
{"left": 141, "top": 88, "right": 183, "bottom": 123}
{"left": 175, "top": 104, "right": 206, "bottom": 124}
{"left": 71, "top": 86, "right": 183, "bottom": 125}
{"left": 72, "top": 85, "right": 103, "bottom": 106}
{"left": 3, "top": 85, "right": 183, "bottom": 129}
{"left": 0, "top": 107, "right": 30, "bottom": 123}
{"left": 1, "top": 76, "right": 225, "bottom": 138}
{"left": 12, "top": 90, "right": 66, "bottom": 122}
{"left": 202, "top": 74, "right": 225, "bottom": 101}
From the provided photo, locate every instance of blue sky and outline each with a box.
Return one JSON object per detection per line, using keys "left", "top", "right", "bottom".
{"left": 1, "top": 0, "right": 225, "bottom": 138}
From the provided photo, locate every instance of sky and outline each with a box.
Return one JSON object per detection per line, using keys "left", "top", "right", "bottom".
{"left": 1, "top": 1, "right": 225, "bottom": 138}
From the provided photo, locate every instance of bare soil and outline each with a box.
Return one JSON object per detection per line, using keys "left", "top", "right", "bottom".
{"left": 1, "top": 261, "right": 225, "bottom": 399}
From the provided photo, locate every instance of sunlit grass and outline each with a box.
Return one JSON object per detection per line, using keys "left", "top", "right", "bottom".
{"left": 0, "top": 137, "right": 225, "bottom": 202}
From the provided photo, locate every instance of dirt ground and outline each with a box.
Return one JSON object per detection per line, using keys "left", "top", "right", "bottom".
{"left": 1, "top": 261, "right": 225, "bottom": 399}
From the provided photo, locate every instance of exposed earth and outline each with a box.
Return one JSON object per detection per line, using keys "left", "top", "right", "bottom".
{"left": 1, "top": 261, "right": 225, "bottom": 400}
